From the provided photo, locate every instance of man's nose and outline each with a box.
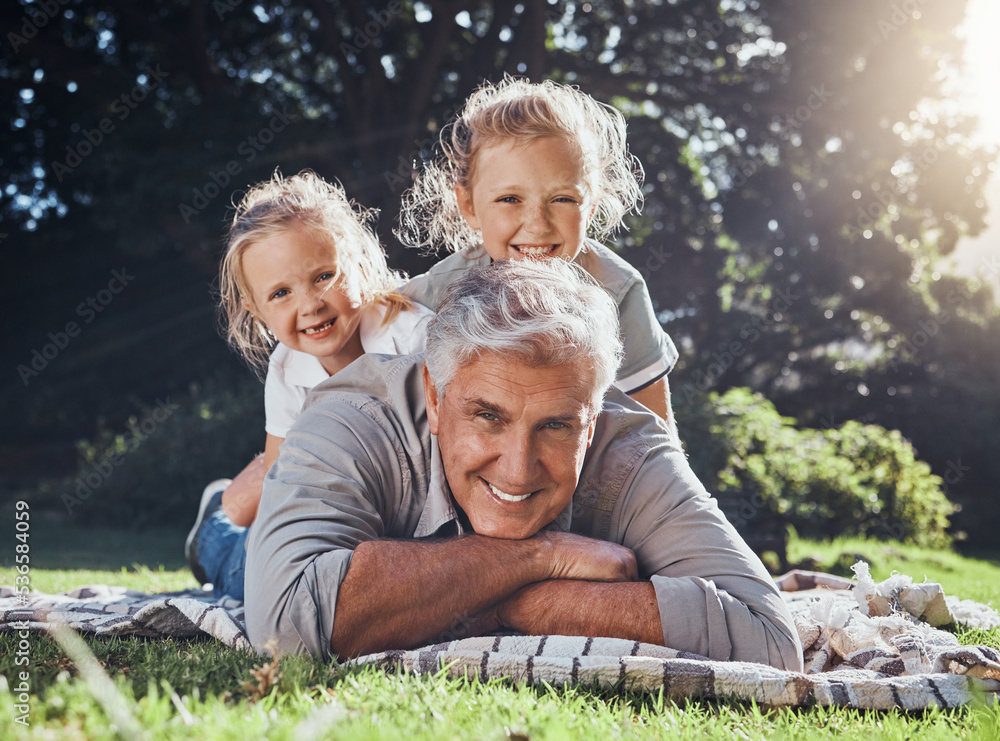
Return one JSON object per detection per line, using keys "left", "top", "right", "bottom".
{"left": 496, "top": 428, "right": 538, "bottom": 489}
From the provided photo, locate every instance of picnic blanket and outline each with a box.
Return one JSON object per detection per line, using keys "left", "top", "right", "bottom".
{"left": 0, "top": 585, "right": 250, "bottom": 649}
{"left": 3, "top": 564, "right": 999, "bottom": 710}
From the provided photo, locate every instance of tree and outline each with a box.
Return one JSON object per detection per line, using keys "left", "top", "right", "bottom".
{"left": 2, "top": 1, "right": 996, "bottom": 546}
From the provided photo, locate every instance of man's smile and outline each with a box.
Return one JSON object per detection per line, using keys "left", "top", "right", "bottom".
{"left": 482, "top": 477, "right": 537, "bottom": 503}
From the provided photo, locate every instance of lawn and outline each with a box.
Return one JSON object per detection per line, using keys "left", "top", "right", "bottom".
{"left": 1, "top": 527, "right": 999, "bottom": 740}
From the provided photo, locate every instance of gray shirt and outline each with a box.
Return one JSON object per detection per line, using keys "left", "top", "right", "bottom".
{"left": 244, "top": 354, "right": 802, "bottom": 671}
{"left": 403, "top": 240, "right": 680, "bottom": 394}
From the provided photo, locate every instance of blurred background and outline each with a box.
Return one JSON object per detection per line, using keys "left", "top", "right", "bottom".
{"left": 1, "top": 1, "right": 997, "bottom": 555}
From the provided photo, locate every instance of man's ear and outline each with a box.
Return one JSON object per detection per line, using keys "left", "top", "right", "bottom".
{"left": 455, "top": 184, "right": 480, "bottom": 231}
{"left": 423, "top": 363, "right": 441, "bottom": 435}
{"left": 585, "top": 402, "right": 600, "bottom": 449}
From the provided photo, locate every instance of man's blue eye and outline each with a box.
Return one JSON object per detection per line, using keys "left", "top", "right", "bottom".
{"left": 478, "top": 412, "right": 498, "bottom": 422}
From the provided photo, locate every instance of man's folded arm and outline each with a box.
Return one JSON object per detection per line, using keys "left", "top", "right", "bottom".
{"left": 497, "top": 579, "right": 664, "bottom": 645}
{"left": 609, "top": 447, "right": 804, "bottom": 671}
{"left": 333, "top": 530, "right": 640, "bottom": 658}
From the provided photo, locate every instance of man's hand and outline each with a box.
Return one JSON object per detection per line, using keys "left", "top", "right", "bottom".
{"left": 538, "top": 531, "right": 638, "bottom": 582}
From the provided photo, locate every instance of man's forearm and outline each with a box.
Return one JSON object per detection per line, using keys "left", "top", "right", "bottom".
{"left": 331, "top": 535, "right": 548, "bottom": 658}
{"left": 498, "top": 580, "right": 664, "bottom": 645}
{"left": 330, "top": 531, "right": 638, "bottom": 658}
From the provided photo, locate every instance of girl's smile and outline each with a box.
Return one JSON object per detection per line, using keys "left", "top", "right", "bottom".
{"left": 241, "top": 225, "right": 365, "bottom": 375}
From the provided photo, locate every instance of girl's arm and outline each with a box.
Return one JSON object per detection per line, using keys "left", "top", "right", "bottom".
{"left": 221, "top": 434, "right": 283, "bottom": 527}
{"left": 628, "top": 376, "right": 678, "bottom": 440}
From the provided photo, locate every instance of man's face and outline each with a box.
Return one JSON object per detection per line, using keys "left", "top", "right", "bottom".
{"left": 424, "top": 353, "right": 599, "bottom": 540}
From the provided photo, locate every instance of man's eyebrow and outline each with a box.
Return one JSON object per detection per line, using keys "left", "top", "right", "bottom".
{"left": 462, "top": 397, "right": 508, "bottom": 417}
{"left": 542, "top": 414, "right": 580, "bottom": 424}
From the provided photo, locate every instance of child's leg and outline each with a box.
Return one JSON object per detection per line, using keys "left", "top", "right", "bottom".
{"left": 196, "top": 504, "right": 248, "bottom": 601}
{"left": 186, "top": 479, "right": 247, "bottom": 601}
{"left": 222, "top": 453, "right": 268, "bottom": 527}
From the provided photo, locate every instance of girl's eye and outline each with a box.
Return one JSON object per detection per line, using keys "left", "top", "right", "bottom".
{"left": 318, "top": 272, "right": 334, "bottom": 282}
{"left": 270, "top": 288, "right": 289, "bottom": 300}
{"left": 498, "top": 196, "right": 519, "bottom": 204}
{"left": 555, "top": 196, "right": 578, "bottom": 204}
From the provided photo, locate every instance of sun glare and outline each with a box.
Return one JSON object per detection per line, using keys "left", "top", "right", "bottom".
{"left": 956, "top": 0, "right": 1000, "bottom": 146}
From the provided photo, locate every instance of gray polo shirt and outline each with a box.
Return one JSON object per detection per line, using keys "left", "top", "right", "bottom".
{"left": 403, "top": 240, "right": 679, "bottom": 394}
{"left": 244, "top": 354, "right": 802, "bottom": 671}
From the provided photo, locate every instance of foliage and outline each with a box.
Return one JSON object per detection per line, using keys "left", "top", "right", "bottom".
{"left": 1, "top": 0, "right": 998, "bottom": 551}
{"left": 678, "top": 387, "right": 954, "bottom": 547}
{"left": 51, "top": 370, "right": 264, "bottom": 529}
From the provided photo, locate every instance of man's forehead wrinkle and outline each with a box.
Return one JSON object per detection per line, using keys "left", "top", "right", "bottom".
{"left": 464, "top": 365, "right": 587, "bottom": 399}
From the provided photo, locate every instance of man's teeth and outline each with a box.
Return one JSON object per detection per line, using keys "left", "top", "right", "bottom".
{"left": 303, "top": 319, "right": 334, "bottom": 334}
{"left": 516, "top": 246, "right": 554, "bottom": 256}
{"left": 489, "top": 483, "right": 532, "bottom": 502}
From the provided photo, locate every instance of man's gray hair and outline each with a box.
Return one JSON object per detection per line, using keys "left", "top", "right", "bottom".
{"left": 424, "top": 259, "right": 624, "bottom": 406}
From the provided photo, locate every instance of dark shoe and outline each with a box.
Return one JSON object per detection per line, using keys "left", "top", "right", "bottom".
{"left": 185, "top": 479, "right": 230, "bottom": 586}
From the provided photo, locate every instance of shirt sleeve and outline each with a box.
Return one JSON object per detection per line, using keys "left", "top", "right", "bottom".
{"left": 400, "top": 270, "right": 440, "bottom": 312}
{"left": 263, "top": 359, "right": 305, "bottom": 438}
{"left": 608, "top": 442, "right": 803, "bottom": 671}
{"left": 244, "top": 397, "right": 407, "bottom": 658}
{"left": 615, "top": 278, "right": 680, "bottom": 395}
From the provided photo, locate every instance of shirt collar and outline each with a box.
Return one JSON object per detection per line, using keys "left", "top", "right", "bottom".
{"left": 281, "top": 346, "right": 330, "bottom": 389}
{"left": 414, "top": 434, "right": 461, "bottom": 537}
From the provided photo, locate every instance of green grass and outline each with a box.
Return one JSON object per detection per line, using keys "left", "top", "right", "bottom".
{"left": 2, "top": 532, "right": 999, "bottom": 739}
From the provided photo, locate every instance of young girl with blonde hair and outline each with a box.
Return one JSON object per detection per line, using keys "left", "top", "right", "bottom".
{"left": 187, "top": 170, "right": 432, "bottom": 599}
{"left": 398, "top": 77, "right": 679, "bottom": 426}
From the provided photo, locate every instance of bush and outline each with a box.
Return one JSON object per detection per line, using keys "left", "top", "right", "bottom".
{"left": 58, "top": 370, "right": 264, "bottom": 529}
{"left": 677, "top": 387, "right": 954, "bottom": 548}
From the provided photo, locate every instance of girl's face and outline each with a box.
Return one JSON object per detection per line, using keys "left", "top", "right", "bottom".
{"left": 456, "top": 136, "right": 595, "bottom": 262}
{"left": 242, "top": 225, "right": 364, "bottom": 376}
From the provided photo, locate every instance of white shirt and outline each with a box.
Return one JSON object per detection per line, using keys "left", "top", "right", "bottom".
{"left": 263, "top": 301, "right": 434, "bottom": 437}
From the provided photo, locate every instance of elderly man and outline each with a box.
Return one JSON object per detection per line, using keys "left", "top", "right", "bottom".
{"left": 244, "top": 258, "right": 802, "bottom": 670}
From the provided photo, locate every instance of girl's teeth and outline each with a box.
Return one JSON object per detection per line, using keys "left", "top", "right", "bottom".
{"left": 303, "top": 319, "right": 334, "bottom": 334}
{"left": 489, "top": 482, "right": 532, "bottom": 502}
{"left": 517, "top": 246, "right": 554, "bottom": 256}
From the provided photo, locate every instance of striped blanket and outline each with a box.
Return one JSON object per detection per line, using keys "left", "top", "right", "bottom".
{"left": 2, "top": 566, "right": 998, "bottom": 710}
